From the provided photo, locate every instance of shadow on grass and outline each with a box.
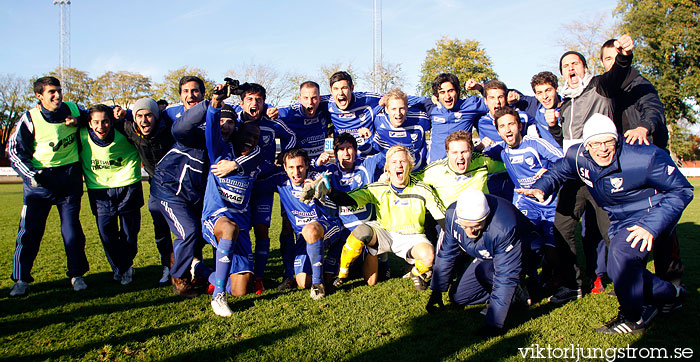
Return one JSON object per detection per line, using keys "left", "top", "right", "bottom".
{"left": 0, "top": 265, "right": 179, "bottom": 318}
{"left": 0, "top": 321, "right": 199, "bottom": 362}
{"left": 158, "top": 326, "right": 303, "bottom": 362}
{"left": 344, "top": 309, "right": 532, "bottom": 361}
{"left": 0, "top": 293, "right": 185, "bottom": 338}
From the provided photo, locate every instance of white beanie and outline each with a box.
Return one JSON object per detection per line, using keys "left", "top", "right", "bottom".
{"left": 455, "top": 189, "right": 490, "bottom": 223}
{"left": 132, "top": 97, "right": 160, "bottom": 121}
{"left": 582, "top": 113, "right": 618, "bottom": 146}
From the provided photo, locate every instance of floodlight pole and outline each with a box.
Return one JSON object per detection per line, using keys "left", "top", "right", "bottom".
{"left": 53, "top": 0, "right": 71, "bottom": 83}
{"left": 373, "top": 0, "right": 382, "bottom": 92}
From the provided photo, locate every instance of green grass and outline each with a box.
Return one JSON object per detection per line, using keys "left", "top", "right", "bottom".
{"left": 1, "top": 181, "right": 699, "bottom": 361}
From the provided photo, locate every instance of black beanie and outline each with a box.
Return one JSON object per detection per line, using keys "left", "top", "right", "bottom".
{"left": 221, "top": 103, "right": 237, "bottom": 120}
{"left": 559, "top": 51, "right": 587, "bottom": 74}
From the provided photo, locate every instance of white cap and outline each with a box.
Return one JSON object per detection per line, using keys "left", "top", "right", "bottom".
{"left": 582, "top": 113, "right": 618, "bottom": 146}
{"left": 455, "top": 189, "right": 490, "bottom": 223}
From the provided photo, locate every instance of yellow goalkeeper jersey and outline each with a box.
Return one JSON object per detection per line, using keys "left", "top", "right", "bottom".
{"left": 415, "top": 152, "right": 505, "bottom": 208}
{"left": 348, "top": 175, "right": 444, "bottom": 234}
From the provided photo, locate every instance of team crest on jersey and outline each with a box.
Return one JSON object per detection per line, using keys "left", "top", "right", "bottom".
{"left": 304, "top": 118, "right": 319, "bottom": 125}
{"left": 478, "top": 249, "right": 492, "bottom": 259}
{"left": 510, "top": 155, "right": 524, "bottom": 164}
{"left": 411, "top": 133, "right": 418, "bottom": 142}
{"left": 392, "top": 199, "right": 410, "bottom": 206}
{"left": 525, "top": 157, "right": 535, "bottom": 168}
{"left": 433, "top": 116, "right": 446, "bottom": 123}
{"left": 454, "top": 112, "right": 462, "bottom": 119}
{"left": 610, "top": 177, "right": 624, "bottom": 193}
{"left": 455, "top": 173, "right": 472, "bottom": 182}
{"left": 262, "top": 135, "right": 271, "bottom": 144}
{"left": 668, "top": 166, "right": 676, "bottom": 175}
{"left": 389, "top": 131, "right": 407, "bottom": 138}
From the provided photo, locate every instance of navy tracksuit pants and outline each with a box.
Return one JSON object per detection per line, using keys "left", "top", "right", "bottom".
{"left": 155, "top": 199, "right": 204, "bottom": 279}
{"left": 11, "top": 188, "right": 88, "bottom": 282}
{"left": 88, "top": 182, "right": 143, "bottom": 276}
{"left": 607, "top": 227, "right": 678, "bottom": 321}
{"left": 148, "top": 193, "right": 173, "bottom": 267}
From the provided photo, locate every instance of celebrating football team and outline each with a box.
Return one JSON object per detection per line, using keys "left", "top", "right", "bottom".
{"left": 6, "top": 34, "right": 695, "bottom": 336}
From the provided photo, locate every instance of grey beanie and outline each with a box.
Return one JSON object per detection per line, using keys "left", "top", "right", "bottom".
{"left": 132, "top": 97, "right": 160, "bottom": 120}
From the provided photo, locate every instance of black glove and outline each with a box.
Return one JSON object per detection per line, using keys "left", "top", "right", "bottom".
{"left": 426, "top": 290, "right": 444, "bottom": 313}
{"left": 31, "top": 169, "right": 47, "bottom": 188}
{"left": 476, "top": 324, "right": 504, "bottom": 338}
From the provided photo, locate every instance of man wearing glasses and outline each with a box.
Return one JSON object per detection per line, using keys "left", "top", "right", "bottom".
{"left": 517, "top": 114, "right": 693, "bottom": 335}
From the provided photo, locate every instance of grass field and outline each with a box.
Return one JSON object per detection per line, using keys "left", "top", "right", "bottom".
{"left": 1, "top": 181, "right": 699, "bottom": 361}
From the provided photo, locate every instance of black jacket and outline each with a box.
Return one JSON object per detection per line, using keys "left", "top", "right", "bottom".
{"left": 612, "top": 68, "right": 668, "bottom": 149}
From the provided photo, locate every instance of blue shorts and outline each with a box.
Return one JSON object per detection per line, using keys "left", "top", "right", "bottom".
{"left": 293, "top": 218, "right": 344, "bottom": 276}
{"left": 514, "top": 194, "right": 556, "bottom": 249}
{"left": 202, "top": 214, "right": 254, "bottom": 274}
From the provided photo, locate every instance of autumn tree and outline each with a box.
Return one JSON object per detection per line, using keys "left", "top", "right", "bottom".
{"left": 616, "top": 0, "right": 700, "bottom": 157}
{"left": 152, "top": 66, "right": 216, "bottom": 105}
{"left": 93, "top": 71, "right": 152, "bottom": 110}
{"left": 362, "top": 62, "right": 405, "bottom": 94}
{"left": 48, "top": 67, "right": 95, "bottom": 106}
{"left": 0, "top": 74, "right": 32, "bottom": 156}
{"left": 418, "top": 37, "right": 498, "bottom": 97}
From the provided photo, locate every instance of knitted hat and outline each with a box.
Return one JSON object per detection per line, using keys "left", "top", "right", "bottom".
{"left": 583, "top": 113, "right": 618, "bottom": 146}
{"left": 559, "top": 50, "right": 588, "bottom": 74}
{"left": 221, "top": 103, "right": 237, "bottom": 120}
{"left": 455, "top": 189, "right": 490, "bottom": 223}
{"left": 132, "top": 97, "right": 160, "bottom": 120}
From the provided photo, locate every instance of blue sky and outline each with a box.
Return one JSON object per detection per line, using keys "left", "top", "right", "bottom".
{"left": 1, "top": 0, "right": 619, "bottom": 101}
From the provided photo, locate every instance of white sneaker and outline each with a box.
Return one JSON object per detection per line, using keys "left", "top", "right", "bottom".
{"left": 71, "top": 276, "right": 87, "bottom": 291}
{"left": 120, "top": 267, "right": 134, "bottom": 285}
{"left": 211, "top": 292, "right": 232, "bottom": 317}
{"left": 190, "top": 258, "right": 200, "bottom": 281}
{"left": 158, "top": 266, "right": 171, "bottom": 286}
{"left": 9, "top": 280, "right": 29, "bottom": 297}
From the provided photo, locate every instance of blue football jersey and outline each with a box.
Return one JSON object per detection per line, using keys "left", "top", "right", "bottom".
{"left": 371, "top": 107, "right": 430, "bottom": 172}
{"left": 277, "top": 103, "right": 330, "bottom": 157}
{"left": 485, "top": 136, "right": 563, "bottom": 206}
{"left": 202, "top": 106, "right": 261, "bottom": 230}
{"left": 417, "top": 96, "right": 489, "bottom": 162}
{"left": 322, "top": 92, "right": 382, "bottom": 154}
{"left": 319, "top": 153, "right": 385, "bottom": 230}
{"left": 257, "top": 169, "right": 340, "bottom": 235}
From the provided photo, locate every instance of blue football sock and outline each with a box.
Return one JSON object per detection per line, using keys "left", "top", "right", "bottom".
{"left": 280, "top": 233, "right": 295, "bottom": 278}
{"left": 307, "top": 239, "right": 324, "bottom": 285}
{"left": 254, "top": 238, "right": 270, "bottom": 278}
{"left": 213, "top": 238, "right": 233, "bottom": 297}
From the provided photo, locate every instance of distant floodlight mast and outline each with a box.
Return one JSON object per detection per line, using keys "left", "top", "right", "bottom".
{"left": 372, "top": 0, "right": 382, "bottom": 92}
{"left": 53, "top": 0, "right": 71, "bottom": 84}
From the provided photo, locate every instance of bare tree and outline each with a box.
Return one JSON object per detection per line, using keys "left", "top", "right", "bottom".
{"left": 362, "top": 62, "right": 405, "bottom": 94}
{"left": 557, "top": 12, "right": 617, "bottom": 76}
{"left": 0, "top": 74, "right": 32, "bottom": 157}
{"left": 318, "top": 63, "right": 358, "bottom": 94}
{"left": 225, "top": 64, "right": 306, "bottom": 106}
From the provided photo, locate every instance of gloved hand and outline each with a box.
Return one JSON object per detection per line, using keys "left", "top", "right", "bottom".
{"left": 425, "top": 290, "right": 444, "bottom": 313}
